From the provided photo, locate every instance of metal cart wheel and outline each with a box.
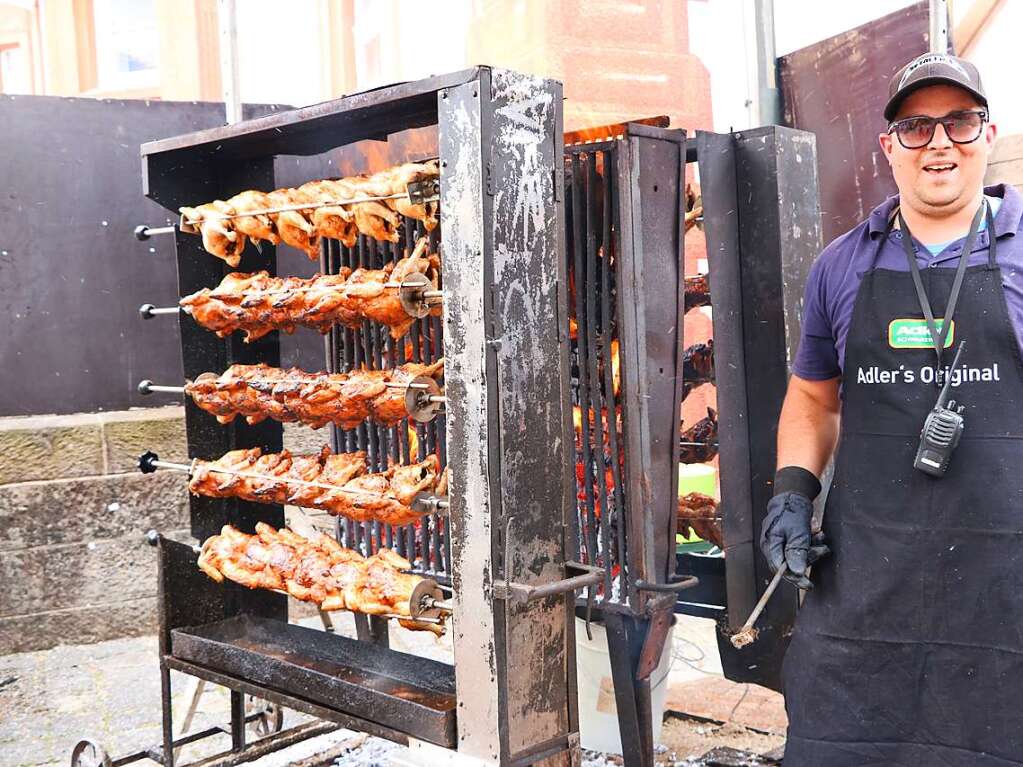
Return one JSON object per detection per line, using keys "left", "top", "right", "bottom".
{"left": 70, "top": 739, "right": 112, "bottom": 767}
{"left": 245, "top": 695, "right": 283, "bottom": 737}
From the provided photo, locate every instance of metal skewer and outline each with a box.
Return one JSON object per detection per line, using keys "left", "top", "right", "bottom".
{"left": 138, "top": 380, "right": 184, "bottom": 395}
{"left": 177, "top": 179, "right": 440, "bottom": 229}
{"left": 139, "top": 304, "right": 182, "bottom": 319}
{"left": 138, "top": 451, "right": 444, "bottom": 513}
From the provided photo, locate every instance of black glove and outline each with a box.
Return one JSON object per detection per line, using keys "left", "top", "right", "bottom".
{"left": 761, "top": 467, "right": 830, "bottom": 590}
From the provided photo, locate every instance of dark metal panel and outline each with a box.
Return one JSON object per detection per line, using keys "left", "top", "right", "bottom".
{"left": 0, "top": 95, "right": 279, "bottom": 417}
{"left": 616, "top": 127, "right": 687, "bottom": 612}
{"left": 171, "top": 614, "right": 457, "bottom": 747}
{"left": 733, "top": 126, "right": 821, "bottom": 632}
{"left": 700, "top": 127, "right": 821, "bottom": 691}
{"left": 697, "top": 130, "right": 758, "bottom": 629}
{"left": 157, "top": 536, "right": 226, "bottom": 657}
{"left": 778, "top": 1, "right": 930, "bottom": 244}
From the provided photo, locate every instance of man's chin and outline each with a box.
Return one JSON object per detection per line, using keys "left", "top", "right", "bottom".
{"left": 914, "top": 188, "right": 966, "bottom": 210}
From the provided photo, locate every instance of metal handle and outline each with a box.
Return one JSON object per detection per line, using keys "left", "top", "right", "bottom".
{"left": 634, "top": 574, "right": 699, "bottom": 594}
{"left": 493, "top": 560, "right": 605, "bottom": 604}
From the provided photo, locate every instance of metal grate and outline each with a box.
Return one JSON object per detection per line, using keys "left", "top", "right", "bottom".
{"left": 565, "top": 144, "right": 628, "bottom": 606}
{"left": 319, "top": 218, "right": 450, "bottom": 582}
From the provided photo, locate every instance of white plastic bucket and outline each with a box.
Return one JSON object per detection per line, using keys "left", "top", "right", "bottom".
{"left": 574, "top": 617, "right": 675, "bottom": 755}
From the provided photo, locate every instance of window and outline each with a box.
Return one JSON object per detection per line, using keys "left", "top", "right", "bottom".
{"left": 0, "top": 45, "right": 31, "bottom": 94}
{"left": 92, "top": 0, "right": 159, "bottom": 90}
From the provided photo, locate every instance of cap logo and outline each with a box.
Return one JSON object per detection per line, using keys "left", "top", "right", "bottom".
{"left": 899, "top": 54, "right": 969, "bottom": 89}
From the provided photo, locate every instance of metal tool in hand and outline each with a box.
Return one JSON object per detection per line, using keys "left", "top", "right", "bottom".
{"left": 730, "top": 564, "right": 788, "bottom": 648}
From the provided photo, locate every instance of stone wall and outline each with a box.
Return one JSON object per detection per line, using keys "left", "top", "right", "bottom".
{"left": 986, "top": 134, "right": 1023, "bottom": 192}
{"left": 0, "top": 406, "right": 326, "bottom": 654}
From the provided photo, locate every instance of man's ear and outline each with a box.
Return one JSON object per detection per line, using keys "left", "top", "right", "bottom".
{"left": 879, "top": 132, "right": 894, "bottom": 164}
{"left": 986, "top": 121, "right": 998, "bottom": 150}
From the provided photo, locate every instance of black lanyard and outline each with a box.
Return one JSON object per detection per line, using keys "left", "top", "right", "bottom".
{"left": 896, "top": 201, "right": 995, "bottom": 368}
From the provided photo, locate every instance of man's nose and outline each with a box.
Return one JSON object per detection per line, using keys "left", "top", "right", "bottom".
{"left": 928, "top": 121, "right": 954, "bottom": 149}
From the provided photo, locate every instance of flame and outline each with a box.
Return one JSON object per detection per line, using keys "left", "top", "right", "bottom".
{"left": 564, "top": 115, "right": 670, "bottom": 146}
{"left": 407, "top": 425, "right": 419, "bottom": 458}
{"left": 334, "top": 126, "right": 439, "bottom": 177}
{"left": 610, "top": 339, "right": 621, "bottom": 398}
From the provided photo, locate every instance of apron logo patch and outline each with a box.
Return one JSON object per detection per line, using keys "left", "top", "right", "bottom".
{"left": 888, "top": 318, "right": 954, "bottom": 349}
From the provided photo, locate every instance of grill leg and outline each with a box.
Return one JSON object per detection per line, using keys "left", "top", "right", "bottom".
{"left": 355, "top": 613, "right": 390, "bottom": 646}
{"left": 605, "top": 613, "right": 654, "bottom": 767}
{"left": 230, "top": 690, "right": 246, "bottom": 751}
{"left": 160, "top": 664, "right": 175, "bottom": 767}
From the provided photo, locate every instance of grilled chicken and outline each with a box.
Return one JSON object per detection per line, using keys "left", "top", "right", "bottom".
{"left": 183, "top": 359, "right": 443, "bottom": 429}
{"left": 179, "top": 236, "right": 440, "bottom": 341}
{"left": 181, "top": 161, "right": 440, "bottom": 260}
{"left": 682, "top": 340, "right": 715, "bottom": 400}
{"left": 197, "top": 523, "right": 443, "bottom": 634}
{"left": 677, "top": 491, "right": 723, "bottom": 548}
{"left": 225, "top": 190, "right": 279, "bottom": 244}
{"left": 187, "top": 447, "right": 445, "bottom": 528}
{"left": 679, "top": 407, "right": 718, "bottom": 464}
{"left": 684, "top": 273, "right": 711, "bottom": 312}
{"left": 179, "top": 201, "right": 247, "bottom": 267}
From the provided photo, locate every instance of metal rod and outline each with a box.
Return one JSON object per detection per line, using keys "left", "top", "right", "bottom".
{"left": 180, "top": 190, "right": 437, "bottom": 228}
{"left": 138, "top": 381, "right": 185, "bottom": 395}
{"left": 569, "top": 153, "right": 598, "bottom": 571}
{"left": 598, "top": 147, "right": 628, "bottom": 601}
{"left": 139, "top": 304, "right": 181, "bottom": 319}
{"left": 164, "top": 459, "right": 441, "bottom": 502}
{"left": 135, "top": 224, "right": 176, "bottom": 240}
{"left": 585, "top": 152, "right": 613, "bottom": 598}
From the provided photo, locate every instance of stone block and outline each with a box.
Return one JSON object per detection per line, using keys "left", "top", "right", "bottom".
{"left": 0, "top": 532, "right": 186, "bottom": 616}
{"left": 0, "top": 596, "right": 158, "bottom": 655}
{"left": 0, "top": 471, "right": 189, "bottom": 551}
{"left": 100, "top": 406, "right": 187, "bottom": 474}
{"left": 0, "top": 413, "right": 104, "bottom": 485}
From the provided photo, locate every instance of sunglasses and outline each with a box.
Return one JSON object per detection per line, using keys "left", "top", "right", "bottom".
{"left": 887, "top": 109, "right": 989, "bottom": 150}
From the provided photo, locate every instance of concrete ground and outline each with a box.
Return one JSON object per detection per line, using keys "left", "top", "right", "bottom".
{"left": 0, "top": 613, "right": 784, "bottom": 767}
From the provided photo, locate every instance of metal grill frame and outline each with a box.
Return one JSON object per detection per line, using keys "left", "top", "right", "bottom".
{"left": 564, "top": 125, "right": 689, "bottom": 617}
{"left": 140, "top": 66, "right": 577, "bottom": 766}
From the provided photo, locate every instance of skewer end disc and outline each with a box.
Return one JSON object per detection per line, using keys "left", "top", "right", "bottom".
{"left": 409, "top": 578, "right": 445, "bottom": 620}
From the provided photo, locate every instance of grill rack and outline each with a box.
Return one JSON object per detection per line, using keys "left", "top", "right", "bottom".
{"left": 320, "top": 217, "right": 451, "bottom": 581}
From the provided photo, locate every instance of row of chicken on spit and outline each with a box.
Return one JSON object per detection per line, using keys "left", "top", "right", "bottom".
{"left": 180, "top": 161, "right": 439, "bottom": 264}
{"left": 199, "top": 522, "right": 444, "bottom": 634}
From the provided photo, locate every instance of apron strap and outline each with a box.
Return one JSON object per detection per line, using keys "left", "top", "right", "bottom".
{"left": 899, "top": 201, "right": 986, "bottom": 367}
{"left": 986, "top": 204, "right": 998, "bottom": 270}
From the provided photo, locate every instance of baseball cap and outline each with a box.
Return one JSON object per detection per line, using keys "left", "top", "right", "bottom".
{"left": 884, "top": 53, "right": 987, "bottom": 121}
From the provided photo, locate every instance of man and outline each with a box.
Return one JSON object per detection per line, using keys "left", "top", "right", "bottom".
{"left": 761, "top": 52, "right": 1023, "bottom": 765}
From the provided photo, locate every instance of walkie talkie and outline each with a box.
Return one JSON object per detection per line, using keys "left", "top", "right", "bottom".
{"left": 914, "top": 340, "right": 967, "bottom": 477}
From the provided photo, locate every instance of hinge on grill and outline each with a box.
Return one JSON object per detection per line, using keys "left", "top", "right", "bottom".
{"left": 485, "top": 161, "right": 495, "bottom": 197}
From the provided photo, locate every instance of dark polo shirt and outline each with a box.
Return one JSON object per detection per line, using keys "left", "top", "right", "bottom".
{"left": 793, "top": 183, "right": 1023, "bottom": 383}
